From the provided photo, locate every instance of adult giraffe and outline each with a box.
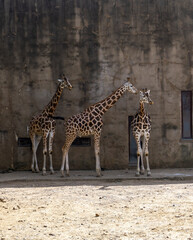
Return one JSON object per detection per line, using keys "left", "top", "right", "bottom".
{"left": 131, "top": 88, "right": 153, "bottom": 177}
{"left": 61, "top": 77, "right": 138, "bottom": 177}
{"left": 28, "top": 74, "right": 72, "bottom": 175}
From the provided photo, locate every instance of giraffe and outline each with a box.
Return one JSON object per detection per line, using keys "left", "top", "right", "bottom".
{"left": 28, "top": 74, "right": 72, "bottom": 175}
{"left": 131, "top": 88, "right": 153, "bottom": 177}
{"left": 61, "top": 77, "right": 138, "bottom": 177}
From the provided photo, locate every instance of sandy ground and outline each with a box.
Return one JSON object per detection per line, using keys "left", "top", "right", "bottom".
{"left": 0, "top": 179, "right": 193, "bottom": 240}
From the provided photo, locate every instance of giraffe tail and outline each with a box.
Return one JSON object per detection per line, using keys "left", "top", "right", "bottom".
{"left": 49, "top": 115, "right": 65, "bottom": 121}
{"left": 27, "top": 126, "right": 29, "bottom": 134}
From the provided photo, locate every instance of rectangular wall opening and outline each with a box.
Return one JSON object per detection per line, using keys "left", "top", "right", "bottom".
{"left": 18, "top": 137, "right": 32, "bottom": 147}
{"left": 181, "top": 91, "right": 192, "bottom": 139}
{"left": 72, "top": 137, "right": 91, "bottom": 147}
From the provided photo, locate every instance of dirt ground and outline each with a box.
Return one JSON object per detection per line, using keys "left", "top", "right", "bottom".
{"left": 0, "top": 179, "right": 193, "bottom": 240}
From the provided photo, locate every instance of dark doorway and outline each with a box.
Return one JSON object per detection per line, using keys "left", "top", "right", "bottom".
{"left": 128, "top": 116, "right": 137, "bottom": 166}
{"left": 181, "top": 91, "right": 192, "bottom": 139}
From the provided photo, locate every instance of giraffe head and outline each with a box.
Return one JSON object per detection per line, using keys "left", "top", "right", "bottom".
{"left": 123, "top": 77, "right": 138, "bottom": 94}
{"left": 140, "top": 88, "right": 153, "bottom": 105}
{"left": 58, "top": 73, "right": 72, "bottom": 90}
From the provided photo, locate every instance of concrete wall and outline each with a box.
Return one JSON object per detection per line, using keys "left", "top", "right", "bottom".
{"left": 0, "top": 0, "right": 193, "bottom": 171}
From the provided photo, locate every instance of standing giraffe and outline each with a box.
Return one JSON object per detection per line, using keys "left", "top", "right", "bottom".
{"left": 61, "top": 77, "right": 138, "bottom": 177}
{"left": 131, "top": 88, "right": 153, "bottom": 177}
{"left": 28, "top": 74, "right": 72, "bottom": 175}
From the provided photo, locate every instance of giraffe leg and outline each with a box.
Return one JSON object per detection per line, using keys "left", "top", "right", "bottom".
{"left": 61, "top": 148, "right": 66, "bottom": 177}
{"left": 94, "top": 134, "right": 102, "bottom": 177}
{"left": 65, "top": 153, "right": 70, "bottom": 177}
{"left": 48, "top": 130, "right": 55, "bottom": 174}
{"left": 140, "top": 136, "right": 145, "bottom": 175}
{"left": 135, "top": 135, "right": 142, "bottom": 177}
{"left": 31, "top": 134, "right": 41, "bottom": 173}
{"left": 61, "top": 136, "right": 75, "bottom": 177}
{"left": 34, "top": 135, "right": 42, "bottom": 172}
{"left": 30, "top": 134, "right": 36, "bottom": 173}
{"left": 61, "top": 147, "right": 70, "bottom": 177}
{"left": 42, "top": 132, "right": 48, "bottom": 176}
{"left": 144, "top": 135, "right": 151, "bottom": 176}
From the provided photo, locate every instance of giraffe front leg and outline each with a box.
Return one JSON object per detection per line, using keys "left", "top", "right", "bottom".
{"left": 31, "top": 155, "right": 35, "bottom": 173}
{"left": 135, "top": 135, "right": 142, "bottom": 177}
{"left": 140, "top": 137, "right": 145, "bottom": 175}
{"left": 49, "top": 151, "right": 54, "bottom": 174}
{"left": 42, "top": 133, "right": 48, "bottom": 176}
{"left": 146, "top": 153, "right": 151, "bottom": 176}
{"left": 49, "top": 131, "right": 55, "bottom": 174}
{"left": 136, "top": 153, "right": 141, "bottom": 177}
{"left": 30, "top": 135, "right": 35, "bottom": 172}
{"left": 144, "top": 135, "right": 151, "bottom": 176}
{"left": 94, "top": 134, "right": 102, "bottom": 177}
{"left": 42, "top": 152, "right": 47, "bottom": 176}
{"left": 31, "top": 135, "right": 41, "bottom": 173}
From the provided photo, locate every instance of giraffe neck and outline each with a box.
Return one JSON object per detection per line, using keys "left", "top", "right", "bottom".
{"left": 139, "top": 101, "right": 145, "bottom": 115}
{"left": 90, "top": 85, "right": 126, "bottom": 115}
{"left": 42, "top": 84, "right": 64, "bottom": 117}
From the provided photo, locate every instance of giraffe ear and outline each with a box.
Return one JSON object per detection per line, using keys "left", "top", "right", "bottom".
{"left": 59, "top": 73, "right": 66, "bottom": 79}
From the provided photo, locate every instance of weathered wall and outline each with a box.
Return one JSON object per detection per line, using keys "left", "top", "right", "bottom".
{"left": 0, "top": 0, "right": 193, "bottom": 171}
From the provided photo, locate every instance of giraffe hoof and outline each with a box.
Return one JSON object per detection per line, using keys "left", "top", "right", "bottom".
{"left": 42, "top": 171, "right": 47, "bottom": 176}
{"left": 61, "top": 171, "right": 65, "bottom": 177}
{"left": 147, "top": 171, "right": 151, "bottom": 177}
{"left": 135, "top": 172, "right": 140, "bottom": 177}
{"left": 50, "top": 170, "right": 55, "bottom": 175}
{"left": 140, "top": 171, "right": 145, "bottom": 175}
{"left": 96, "top": 173, "right": 102, "bottom": 177}
{"left": 96, "top": 169, "right": 102, "bottom": 177}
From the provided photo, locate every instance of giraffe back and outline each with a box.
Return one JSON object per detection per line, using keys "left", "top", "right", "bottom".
{"left": 65, "top": 108, "right": 103, "bottom": 137}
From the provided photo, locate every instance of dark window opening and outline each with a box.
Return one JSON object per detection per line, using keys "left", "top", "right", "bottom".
{"left": 18, "top": 137, "right": 32, "bottom": 147}
{"left": 181, "top": 91, "right": 192, "bottom": 139}
{"left": 72, "top": 137, "right": 91, "bottom": 147}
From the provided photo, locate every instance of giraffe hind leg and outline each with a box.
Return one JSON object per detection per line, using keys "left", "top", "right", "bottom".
{"left": 31, "top": 134, "right": 42, "bottom": 173}
{"left": 61, "top": 136, "right": 75, "bottom": 177}
{"left": 65, "top": 153, "right": 70, "bottom": 177}
{"left": 61, "top": 148, "right": 70, "bottom": 177}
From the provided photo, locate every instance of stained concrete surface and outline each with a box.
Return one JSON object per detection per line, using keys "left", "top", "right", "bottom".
{"left": 0, "top": 168, "right": 193, "bottom": 184}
